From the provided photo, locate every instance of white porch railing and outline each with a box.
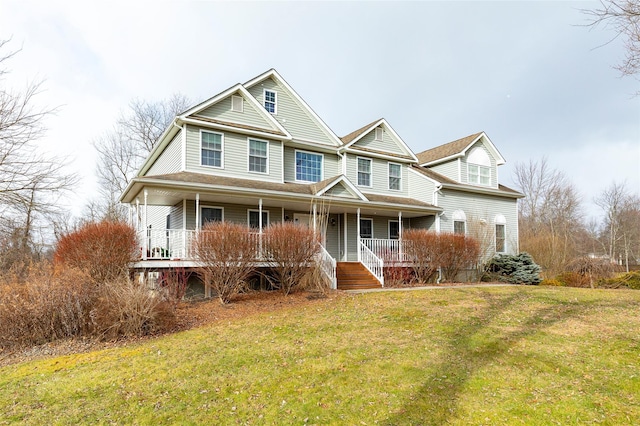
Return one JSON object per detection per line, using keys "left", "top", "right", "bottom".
{"left": 316, "top": 243, "right": 337, "bottom": 289}
{"left": 139, "top": 229, "right": 196, "bottom": 260}
{"left": 359, "top": 240, "right": 385, "bottom": 287}
{"left": 361, "top": 238, "right": 411, "bottom": 264}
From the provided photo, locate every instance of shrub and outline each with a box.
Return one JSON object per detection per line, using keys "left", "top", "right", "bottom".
{"left": 54, "top": 221, "right": 137, "bottom": 284}
{"left": 540, "top": 278, "right": 564, "bottom": 286}
{"left": 192, "top": 221, "right": 256, "bottom": 304}
{"left": 157, "top": 267, "right": 192, "bottom": 306}
{"left": 485, "top": 252, "right": 542, "bottom": 285}
{"left": 598, "top": 270, "right": 640, "bottom": 289}
{"left": 263, "top": 222, "right": 320, "bottom": 295}
{"left": 93, "top": 278, "right": 175, "bottom": 340}
{"left": 555, "top": 271, "right": 589, "bottom": 288}
{"left": 404, "top": 230, "right": 481, "bottom": 283}
{"left": 383, "top": 267, "right": 415, "bottom": 287}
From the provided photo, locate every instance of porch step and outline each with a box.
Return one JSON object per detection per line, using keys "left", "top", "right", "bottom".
{"left": 336, "top": 262, "right": 382, "bottom": 290}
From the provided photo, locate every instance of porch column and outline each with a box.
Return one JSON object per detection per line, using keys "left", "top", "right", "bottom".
{"left": 128, "top": 205, "right": 133, "bottom": 227}
{"left": 142, "top": 190, "right": 148, "bottom": 260}
{"left": 357, "top": 208, "right": 361, "bottom": 262}
{"left": 195, "top": 193, "right": 200, "bottom": 230}
{"left": 135, "top": 198, "right": 140, "bottom": 231}
{"left": 312, "top": 202, "right": 317, "bottom": 234}
{"left": 258, "top": 198, "right": 263, "bottom": 258}
{"left": 343, "top": 212, "right": 348, "bottom": 261}
{"left": 398, "top": 211, "right": 403, "bottom": 261}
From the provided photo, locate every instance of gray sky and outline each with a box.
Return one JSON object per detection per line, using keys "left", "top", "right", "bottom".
{"left": 1, "top": 0, "right": 638, "bottom": 220}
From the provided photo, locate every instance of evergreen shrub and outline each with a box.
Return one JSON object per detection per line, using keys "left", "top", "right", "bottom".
{"left": 484, "top": 252, "right": 542, "bottom": 285}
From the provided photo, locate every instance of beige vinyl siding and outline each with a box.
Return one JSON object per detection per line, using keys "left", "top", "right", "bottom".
{"left": 196, "top": 95, "right": 278, "bottom": 131}
{"left": 246, "top": 77, "right": 336, "bottom": 146}
{"left": 438, "top": 188, "right": 519, "bottom": 255}
{"left": 283, "top": 146, "right": 340, "bottom": 182}
{"left": 408, "top": 169, "right": 436, "bottom": 205}
{"left": 461, "top": 141, "right": 498, "bottom": 188}
{"left": 351, "top": 128, "right": 407, "bottom": 156}
{"left": 430, "top": 160, "right": 459, "bottom": 182}
{"left": 146, "top": 130, "right": 183, "bottom": 176}
{"left": 346, "top": 154, "right": 408, "bottom": 196}
{"left": 169, "top": 202, "right": 184, "bottom": 229}
{"left": 325, "top": 185, "right": 355, "bottom": 198}
{"left": 410, "top": 215, "right": 435, "bottom": 230}
{"left": 145, "top": 206, "right": 171, "bottom": 231}
{"left": 184, "top": 125, "right": 283, "bottom": 182}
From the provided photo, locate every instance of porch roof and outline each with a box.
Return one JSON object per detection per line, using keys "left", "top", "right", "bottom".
{"left": 120, "top": 171, "right": 441, "bottom": 216}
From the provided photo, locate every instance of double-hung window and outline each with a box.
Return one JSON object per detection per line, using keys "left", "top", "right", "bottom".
{"left": 389, "top": 220, "right": 400, "bottom": 240}
{"left": 495, "top": 224, "right": 506, "bottom": 253}
{"left": 468, "top": 164, "right": 490, "bottom": 185}
{"left": 359, "top": 218, "right": 373, "bottom": 239}
{"left": 295, "top": 151, "right": 323, "bottom": 182}
{"left": 388, "top": 163, "right": 401, "bottom": 190}
{"left": 248, "top": 210, "right": 269, "bottom": 230}
{"left": 201, "top": 131, "right": 222, "bottom": 168}
{"left": 357, "top": 157, "right": 372, "bottom": 187}
{"left": 264, "top": 90, "right": 277, "bottom": 113}
{"left": 248, "top": 139, "right": 268, "bottom": 173}
{"left": 201, "top": 207, "right": 223, "bottom": 226}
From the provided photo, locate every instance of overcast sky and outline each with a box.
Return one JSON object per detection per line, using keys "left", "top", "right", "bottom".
{"left": 1, "top": 0, "right": 638, "bottom": 221}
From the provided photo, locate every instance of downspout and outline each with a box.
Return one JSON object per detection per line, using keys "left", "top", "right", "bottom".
{"left": 336, "top": 150, "right": 347, "bottom": 176}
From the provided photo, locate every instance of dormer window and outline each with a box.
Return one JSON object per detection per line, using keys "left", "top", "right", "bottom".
{"left": 264, "top": 89, "right": 277, "bottom": 114}
{"left": 375, "top": 127, "right": 383, "bottom": 141}
{"left": 467, "top": 147, "right": 491, "bottom": 186}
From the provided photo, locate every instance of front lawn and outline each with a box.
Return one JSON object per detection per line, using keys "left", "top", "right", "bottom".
{"left": 1, "top": 286, "right": 639, "bottom": 424}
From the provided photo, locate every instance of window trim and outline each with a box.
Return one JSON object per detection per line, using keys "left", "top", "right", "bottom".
{"left": 388, "top": 162, "right": 402, "bottom": 191}
{"left": 247, "top": 138, "right": 269, "bottom": 174}
{"left": 452, "top": 210, "right": 466, "bottom": 235}
{"left": 263, "top": 89, "right": 277, "bottom": 114}
{"left": 247, "top": 209, "right": 270, "bottom": 230}
{"left": 468, "top": 163, "right": 491, "bottom": 186}
{"left": 495, "top": 214, "right": 506, "bottom": 253}
{"left": 356, "top": 156, "right": 373, "bottom": 188}
{"left": 359, "top": 217, "right": 374, "bottom": 239}
{"left": 200, "top": 129, "right": 224, "bottom": 169}
{"left": 294, "top": 149, "right": 324, "bottom": 183}
{"left": 388, "top": 220, "right": 400, "bottom": 240}
{"left": 200, "top": 205, "right": 224, "bottom": 228}
{"left": 375, "top": 127, "right": 383, "bottom": 141}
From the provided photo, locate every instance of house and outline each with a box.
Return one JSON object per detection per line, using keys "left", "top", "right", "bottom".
{"left": 119, "top": 69, "right": 523, "bottom": 292}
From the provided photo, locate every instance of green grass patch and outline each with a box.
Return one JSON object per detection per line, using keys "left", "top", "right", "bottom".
{"left": 2, "top": 286, "right": 640, "bottom": 425}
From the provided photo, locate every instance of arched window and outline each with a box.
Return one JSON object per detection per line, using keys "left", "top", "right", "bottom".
{"left": 467, "top": 147, "right": 491, "bottom": 185}
{"left": 452, "top": 210, "right": 466, "bottom": 234}
{"left": 495, "top": 214, "right": 506, "bottom": 253}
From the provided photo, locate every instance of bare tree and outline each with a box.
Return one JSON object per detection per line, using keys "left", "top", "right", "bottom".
{"left": 92, "top": 94, "right": 190, "bottom": 221}
{"left": 595, "top": 181, "right": 640, "bottom": 271}
{"left": 0, "top": 39, "right": 77, "bottom": 273}
{"left": 514, "top": 158, "right": 584, "bottom": 276}
{"left": 584, "top": 0, "right": 640, "bottom": 80}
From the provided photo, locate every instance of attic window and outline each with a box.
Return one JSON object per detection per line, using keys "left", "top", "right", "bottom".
{"left": 467, "top": 147, "right": 491, "bottom": 186}
{"left": 375, "top": 127, "right": 383, "bottom": 141}
{"left": 231, "top": 95, "right": 243, "bottom": 112}
{"left": 264, "top": 89, "right": 277, "bottom": 114}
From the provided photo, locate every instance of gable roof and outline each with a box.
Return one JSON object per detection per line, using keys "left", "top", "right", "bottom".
{"left": 416, "top": 131, "right": 507, "bottom": 167}
{"left": 312, "top": 175, "right": 367, "bottom": 200}
{"left": 243, "top": 69, "right": 343, "bottom": 147}
{"left": 410, "top": 165, "right": 524, "bottom": 198}
{"left": 340, "top": 118, "right": 418, "bottom": 162}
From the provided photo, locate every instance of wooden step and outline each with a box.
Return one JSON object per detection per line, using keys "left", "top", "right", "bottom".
{"left": 336, "top": 262, "right": 382, "bottom": 290}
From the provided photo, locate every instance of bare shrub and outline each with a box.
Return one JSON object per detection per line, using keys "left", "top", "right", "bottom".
{"left": 566, "top": 257, "right": 615, "bottom": 289}
{"left": 383, "top": 266, "right": 415, "bottom": 287}
{"left": 192, "top": 221, "right": 256, "bottom": 304}
{"left": 93, "top": 278, "right": 174, "bottom": 340}
{"left": 299, "top": 262, "right": 331, "bottom": 295}
{"left": 263, "top": 222, "right": 320, "bottom": 295}
{"left": 439, "top": 233, "right": 481, "bottom": 282}
{"left": 404, "top": 229, "right": 439, "bottom": 283}
{"left": 54, "top": 221, "right": 137, "bottom": 284}
{"left": 0, "top": 263, "right": 96, "bottom": 349}
{"left": 157, "top": 267, "right": 192, "bottom": 306}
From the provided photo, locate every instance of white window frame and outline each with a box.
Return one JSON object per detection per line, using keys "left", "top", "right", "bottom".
{"left": 263, "top": 89, "right": 277, "bottom": 114}
{"left": 200, "top": 130, "right": 224, "bottom": 169}
{"left": 247, "top": 138, "right": 269, "bottom": 174}
{"left": 295, "top": 149, "right": 324, "bottom": 183}
{"left": 247, "top": 209, "right": 270, "bottom": 230}
{"left": 495, "top": 214, "right": 506, "bottom": 253}
{"left": 375, "top": 127, "right": 383, "bottom": 141}
{"left": 231, "top": 95, "right": 243, "bottom": 113}
{"left": 388, "top": 162, "right": 402, "bottom": 191}
{"left": 468, "top": 163, "right": 491, "bottom": 186}
{"left": 200, "top": 205, "right": 224, "bottom": 228}
{"left": 356, "top": 157, "right": 372, "bottom": 188}
{"left": 452, "top": 210, "right": 466, "bottom": 235}
{"left": 359, "top": 218, "right": 374, "bottom": 239}
{"left": 388, "top": 220, "right": 400, "bottom": 240}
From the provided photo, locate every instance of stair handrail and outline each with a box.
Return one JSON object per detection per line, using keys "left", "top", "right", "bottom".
{"left": 315, "top": 243, "right": 337, "bottom": 290}
{"left": 358, "top": 239, "right": 385, "bottom": 287}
